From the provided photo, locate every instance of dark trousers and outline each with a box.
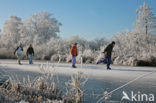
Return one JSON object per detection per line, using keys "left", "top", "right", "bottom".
{"left": 97, "top": 57, "right": 111, "bottom": 69}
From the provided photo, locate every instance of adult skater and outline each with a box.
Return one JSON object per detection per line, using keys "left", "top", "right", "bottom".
{"left": 14, "top": 43, "right": 23, "bottom": 65}
{"left": 26, "top": 44, "right": 34, "bottom": 64}
{"left": 70, "top": 43, "right": 78, "bottom": 68}
{"left": 96, "top": 41, "right": 115, "bottom": 70}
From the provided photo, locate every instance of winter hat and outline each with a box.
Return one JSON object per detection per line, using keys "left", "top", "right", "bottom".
{"left": 112, "top": 41, "right": 115, "bottom": 44}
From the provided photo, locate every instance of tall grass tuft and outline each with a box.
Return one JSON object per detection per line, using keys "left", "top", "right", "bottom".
{"left": 64, "top": 72, "right": 88, "bottom": 103}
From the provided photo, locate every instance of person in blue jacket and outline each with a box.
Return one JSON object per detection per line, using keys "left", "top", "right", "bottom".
{"left": 14, "top": 43, "right": 23, "bottom": 65}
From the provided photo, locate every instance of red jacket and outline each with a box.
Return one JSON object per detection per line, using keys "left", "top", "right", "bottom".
{"left": 70, "top": 45, "right": 78, "bottom": 56}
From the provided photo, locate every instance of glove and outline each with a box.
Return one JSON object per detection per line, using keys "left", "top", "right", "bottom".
{"left": 102, "top": 51, "right": 107, "bottom": 56}
{"left": 104, "top": 52, "right": 107, "bottom": 56}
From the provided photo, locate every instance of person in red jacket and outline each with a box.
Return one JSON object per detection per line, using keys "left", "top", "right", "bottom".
{"left": 70, "top": 43, "right": 78, "bottom": 68}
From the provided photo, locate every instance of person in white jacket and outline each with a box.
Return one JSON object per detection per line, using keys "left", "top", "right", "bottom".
{"left": 14, "top": 43, "right": 23, "bottom": 65}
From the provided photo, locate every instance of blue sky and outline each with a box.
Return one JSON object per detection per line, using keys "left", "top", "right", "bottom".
{"left": 0, "top": 0, "right": 156, "bottom": 40}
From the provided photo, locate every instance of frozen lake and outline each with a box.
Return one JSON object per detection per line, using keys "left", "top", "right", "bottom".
{"left": 0, "top": 59, "right": 156, "bottom": 103}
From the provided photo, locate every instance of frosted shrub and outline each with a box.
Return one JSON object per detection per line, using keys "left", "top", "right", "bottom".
{"left": 19, "top": 100, "right": 29, "bottom": 103}
{"left": 66, "top": 55, "right": 72, "bottom": 63}
{"left": 127, "top": 57, "right": 137, "bottom": 66}
{"left": 64, "top": 72, "right": 88, "bottom": 103}
{"left": 82, "top": 49, "right": 95, "bottom": 63}
{"left": 59, "top": 55, "right": 67, "bottom": 62}
{"left": 51, "top": 55, "right": 59, "bottom": 62}
{"left": 113, "top": 56, "right": 123, "bottom": 65}
{"left": 35, "top": 77, "right": 47, "bottom": 90}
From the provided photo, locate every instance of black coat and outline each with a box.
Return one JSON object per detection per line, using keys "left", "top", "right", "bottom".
{"left": 104, "top": 44, "right": 114, "bottom": 58}
{"left": 27, "top": 47, "right": 34, "bottom": 55}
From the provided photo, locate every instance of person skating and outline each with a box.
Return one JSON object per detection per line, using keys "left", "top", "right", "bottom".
{"left": 96, "top": 41, "right": 115, "bottom": 70}
{"left": 14, "top": 43, "right": 23, "bottom": 65}
{"left": 26, "top": 44, "right": 34, "bottom": 64}
{"left": 70, "top": 43, "right": 78, "bottom": 68}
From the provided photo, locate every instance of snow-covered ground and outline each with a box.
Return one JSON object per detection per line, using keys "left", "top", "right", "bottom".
{"left": 0, "top": 59, "right": 156, "bottom": 103}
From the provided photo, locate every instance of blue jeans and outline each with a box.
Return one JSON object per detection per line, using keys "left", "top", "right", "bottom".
{"left": 29, "top": 54, "right": 33, "bottom": 64}
{"left": 72, "top": 56, "right": 76, "bottom": 66}
{"left": 97, "top": 57, "right": 111, "bottom": 69}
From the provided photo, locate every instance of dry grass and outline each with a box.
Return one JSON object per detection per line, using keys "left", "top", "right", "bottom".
{"left": 0, "top": 63, "right": 88, "bottom": 103}
{"left": 64, "top": 72, "right": 88, "bottom": 103}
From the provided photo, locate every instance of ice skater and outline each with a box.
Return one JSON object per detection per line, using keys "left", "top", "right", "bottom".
{"left": 26, "top": 44, "right": 34, "bottom": 64}
{"left": 14, "top": 43, "right": 23, "bottom": 65}
{"left": 70, "top": 43, "right": 78, "bottom": 68}
{"left": 96, "top": 41, "right": 115, "bottom": 70}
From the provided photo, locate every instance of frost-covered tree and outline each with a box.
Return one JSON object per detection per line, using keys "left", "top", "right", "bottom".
{"left": 64, "top": 35, "right": 89, "bottom": 52}
{"left": 0, "top": 29, "right": 1, "bottom": 40}
{"left": 133, "top": 3, "right": 156, "bottom": 57}
{"left": 0, "top": 11, "right": 62, "bottom": 59}
{"left": 0, "top": 29, "right": 1, "bottom": 46}
{"left": 0, "top": 15, "right": 23, "bottom": 48}
{"left": 89, "top": 38, "right": 108, "bottom": 50}
{"left": 134, "top": 2, "right": 156, "bottom": 42}
{"left": 20, "top": 11, "right": 62, "bottom": 46}
{"left": 112, "top": 3, "right": 156, "bottom": 66}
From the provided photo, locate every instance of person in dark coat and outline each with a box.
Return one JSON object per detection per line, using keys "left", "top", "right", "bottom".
{"left": 26, "top": 44, "right": 34, "bottom": 64}
{"left": 96, "top": 41, "right": 115, "bottom": 70}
